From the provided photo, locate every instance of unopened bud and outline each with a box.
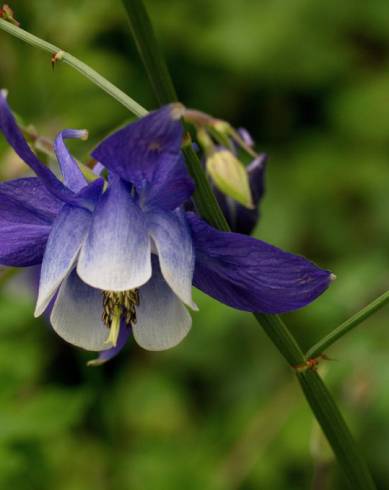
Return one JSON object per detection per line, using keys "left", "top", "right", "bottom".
{"left": 197, "top": 127, "right": 214, "bottom": 154}
{"left": 207, "top": 150, "right": 254, "bottom": 208}
{"left": 212, "top": 119, "right": 232, "bottom": 134}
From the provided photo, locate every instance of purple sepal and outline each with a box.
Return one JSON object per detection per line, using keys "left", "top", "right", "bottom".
{"left": 237, "top": 127, "right": 254, "bottom": 147}
{"left": 0, "top": 220, "right": 50, "bottom": 267}
{"left": 0, "top": 91, "right": 75, "bottom": 203}
{"left": 142, "top": 155, "right": 194, "bottom": 211}
{"left": 0, "top": 177, "right": 62, "bottom": 222}
{"left": 188, "top": 213, "right": 332, "bottom": 314}
{"left": 54, "top": 129, "right": 88, "bottom": 193}
{"left": 92, "top": 105, "right": 193, "bottom": 208}
{"left": 0, "top": 92, "right": 96, "bottom": 209}
{"left": 0, "top": 178, "right": 62, "bottom": 266}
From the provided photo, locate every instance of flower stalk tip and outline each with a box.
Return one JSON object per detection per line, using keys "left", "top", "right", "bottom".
{"left": 0, "top": 4, "right": 19, "bottom": 26}
{"left": 170, "top": 102, "right": 186, "bottom": 120}
{"left": 79, "top": 129, "right": 89, "bottom": 141}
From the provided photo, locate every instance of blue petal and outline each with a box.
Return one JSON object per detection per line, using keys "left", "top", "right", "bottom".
{"left": 77, "top": 176, "right": 151, "bottom": 291}
{"left": 54, "top": 129, "right": 88, "bottom": 193}
{"left": 77, "top": 177, "right": 105, "bottom": 203}
{"left": 247, "top": 154, "right": 267, "bottom": 205}
{"left": 0, "top": 90, "right": 80, "bottom": 205}
{"left": 35, "top": 204, "right": 93, "bottom": 316}
{"left": 87, "top": 321, "right": 131, "bottom": 366}
{"left": 188, "top": 213, "right": 332, "bottom": 313}
{"left": 0, "top": 177, "right": 62, "bottom": 223}
{"left": 0, "top": 177, "right": 61, "bottom": 266}
{"left": 92, "top": 161, "right": 105, "bottom": 176}
{"left": 146, "top": 208, "right": 196, "bottom": 309}
{"left": 50, "top": 269, "right": 113, "bottom": 351}
{"left": 142, "top": 155, "right": 194, "bottom": 211}
{"left": 91, "top": 104, "right": 185, "bottom": 189}
{"left": 237, "top": 127, "right": 254, "bottom": 147}
{"left": 133, "top": 259, "right": 192, "bottom": 351}
{"left": 0, "top": 220, "right": 50, "bottom": 267}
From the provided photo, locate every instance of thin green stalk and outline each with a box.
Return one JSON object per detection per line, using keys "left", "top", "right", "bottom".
{"left": 182, "top": 142, "right": 229, "bottom": 231}
{"left": 122, "top": 0, "right": 177, "bottom": 105}
{"left": 122, "top": 1, "right": 376, "bottom": 487}
{"left": 0, "top": 18, "right": 147, "bottom": 118}
{"left": 307, "top": 290, "right": 389, "bottom": 359}
{"left": 298, "top": 369, "right": 375, "bottom": 489}
{"left": 259, "top": 314, "right": 376, "bottom": 489}
{"left": 254, "top": 313, "right": 305, "bottom": 366}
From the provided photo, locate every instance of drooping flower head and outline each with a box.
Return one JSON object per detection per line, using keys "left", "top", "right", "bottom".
{"left": 0, "top": 91, "right": 333, "bottom": 363}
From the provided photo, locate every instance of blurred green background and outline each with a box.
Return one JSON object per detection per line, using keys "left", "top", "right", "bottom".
{"left": 1, "top": 1, "right": 389, "bottom": 489}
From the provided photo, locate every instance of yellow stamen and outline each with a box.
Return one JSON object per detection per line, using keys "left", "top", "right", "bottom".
{"left": 101, "top": 290, "right": 140, "bottom": 347}
{"left": 104, "top": 305, "right": 121, "bottom": 347}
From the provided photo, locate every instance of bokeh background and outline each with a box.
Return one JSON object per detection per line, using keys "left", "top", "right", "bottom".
{"left": 1, "top": 1, "right": 389, "bottom": 489}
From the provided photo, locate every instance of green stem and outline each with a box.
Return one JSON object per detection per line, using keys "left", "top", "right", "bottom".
{"left": 0, "top": 18, "right": 147, "bottom": 118}
{"left": 258, "top": 315, "right": 375, "bottom": 489}
{"left": 121, "top": 0, "right": 177, "bottom": 105}
{"left": 182, "top": 142, "right": 229, "bottom": 231}
{"left": 307, "top": 290, "right": 389, "bottom": 359}
{"left": 254, "top": 313, "right": 304, "bottom": 366}
{"left": 122, "top": 1, "right": 376, "bottom": 487}
{"left": 297, "top": 369, "right": 375, "bottom": 489}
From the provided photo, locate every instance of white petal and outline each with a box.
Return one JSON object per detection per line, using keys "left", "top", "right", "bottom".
{"left": 133, "top": 265, "right": 192, "bottom": 351}
{"left": 50, "top": 270, "right": 112, "bottom": 351}
{"left": 35, "top": 205, "right": 92, "bottom": 317}
{"left": 77, "top": 176, "right": 151, "bottom": 291}
{"left": 146, "top": 209, "right": 197, "bottom": 309}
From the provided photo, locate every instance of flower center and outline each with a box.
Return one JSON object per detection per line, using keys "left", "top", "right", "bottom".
{"left": 102, "top": 290, "right": 140, "bottom": 347}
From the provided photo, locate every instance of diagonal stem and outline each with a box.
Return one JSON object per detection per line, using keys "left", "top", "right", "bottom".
{"left": 121, "top": 1, "right": 376, "bottom": 488}
{"left": 121, "top": 0, "right": 177, "bottom": 105}
{"left": 307, "top": 290, "right": 389, "bottom": 359}
{"left": 258, "top": 314, "right": 376, "bottom": 489}
{"left": 0, "top": 18, "right": 147, "bottom": 118}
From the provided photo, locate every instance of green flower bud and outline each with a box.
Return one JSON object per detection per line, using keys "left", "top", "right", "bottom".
{"left": 206, "top": 150, "right": 254, "bottom": 209}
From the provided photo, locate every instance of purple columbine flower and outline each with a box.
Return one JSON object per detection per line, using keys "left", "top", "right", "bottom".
{"left": 0, "top": 91, "right": 333, "bottom": 363}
